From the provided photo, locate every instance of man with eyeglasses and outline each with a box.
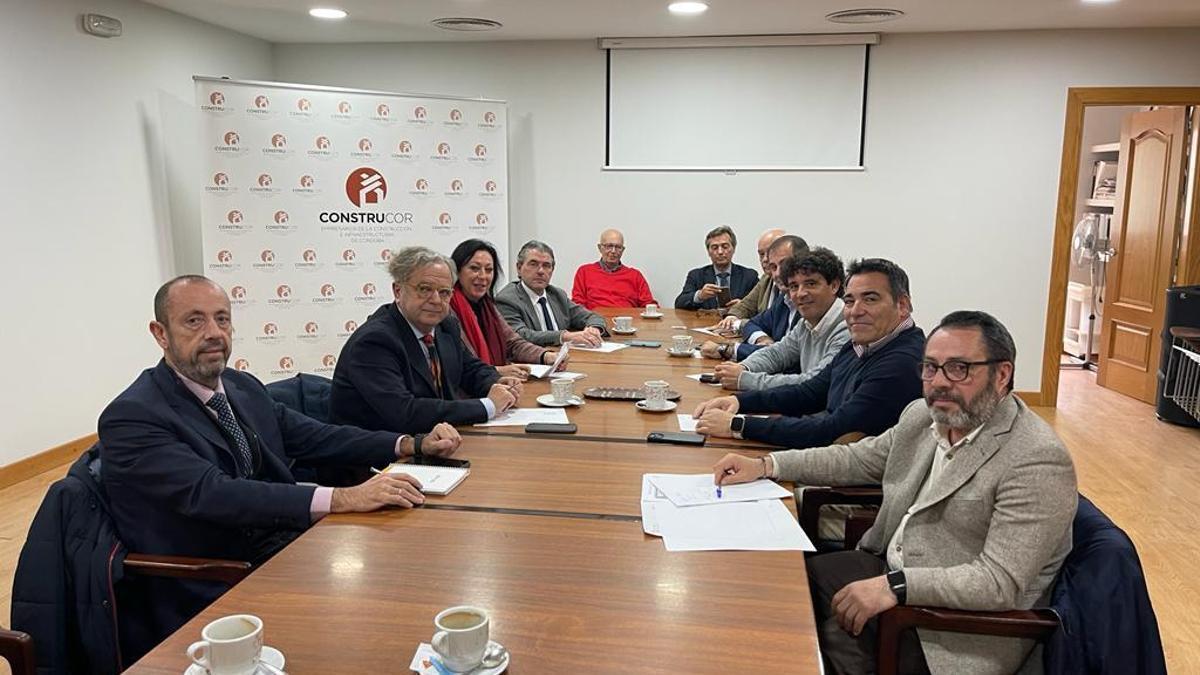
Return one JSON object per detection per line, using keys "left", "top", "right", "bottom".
{"left": 496, "top": 239, "right": 609, "bottom": 347}
{"left": 711, "top": 310, "right": 1077, "bottom": 675}
{"left": 694, "top": 258, "right": 924, "bottom": 446}
{"left": 570, "top": 229, "right": 657, "bottom": 310}
{"left": 332, "top": 246, "right": 524, "bottom": 434}
{"left": 673, "top": 225, "right": 759, "bottom": 311}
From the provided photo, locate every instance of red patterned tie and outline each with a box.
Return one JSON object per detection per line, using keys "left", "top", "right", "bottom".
{"left": 421, "top": 333, "right": 444, "bottom": 398}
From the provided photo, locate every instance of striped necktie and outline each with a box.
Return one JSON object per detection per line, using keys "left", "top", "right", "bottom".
{"left": 421, "top": 333, "right": 444, "bottom": 399}
{"left": 205, "top": 392, "right": 253, "bottom": 477}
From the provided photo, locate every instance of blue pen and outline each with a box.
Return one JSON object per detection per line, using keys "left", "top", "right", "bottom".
{"left": 716, "top": 484, "right": 723, "bottom": 499}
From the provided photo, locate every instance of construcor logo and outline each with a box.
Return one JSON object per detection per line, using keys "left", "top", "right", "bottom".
{"left": 257, "top": 174, "right": 273, "bottom": 187}
{"left": 234, "top": 358, "right": 250, "bottom": 371}
{"left": 476, "top": 213, "right": 488, "bottom": 226}
{"left": 376, "top": 103, "right": 390, "bottom": 118}
{"left": 358, "top": 138, "right": 372, "bottom": 152}
{"left": 302, "top": 249, "right": 317, "bottom": 263}
{"left": 474, "top": 144, "right": 487, "bottom": 157}
{"left": 223, "top": 131, "right": 240, "bottom": 146}
{"left": 344, "top": 320, "right": 358, "bottom": 333}
{"left": 277, "top": 285, "right": 292, "bottom": 298}
{"left": 270, "top": 134, "right": 287, "bottom": 148}
{"left": 484, "top": 111, "right": 497, "bottom": 124}
{"left": 227, "top": 210, "right": 244, "bottom": 224}
{"left": 279, "top": 356, "right": 294, "bottom": 370}
{"left": 274, "top": 210, "right": 289, "bottom": 224}
{"left": 439, "top": 212, "right": 452, "bottom": 225}
{"left": 449, "top": 108, "right": 462, "bottom": 122}
{"left": 260, "top": 249, "right": 275, "bottom": 262}
{"left": 397, "top": 140, "right": 413, "bottom": 154}
{"left": 210, "top": 92, "right": 225, "bottom": 106}
{"left": 413, "top": 106, "right": 427, "bottom": 120}
{"left": 300, "top": 175, "right": 315, "bottom": 188}
{"left": 315, "top": 136, "right": 331, "bottom": 150}
{"left": 297, "top": 98, "right": 311, "bottom": 111}
{"left": 263, "top": 322, "right": 278, "bottom": 335}
{"left": 214, "top": 173, "right": 229, "bottom": 186}
{"left": 320, "top": 283, "right": 336, "bottom": 297}
{"left": 362, "top": 282, "right": 376, "bottom": 296}
{"left": 414, "top": 178, "right": 429, "bottom": 192}
{"left": 231, "top": 286, "right": 247, "bottom": 300}
{"left": 321, "top": 354, "right": 337, "bottom": 367}
{"left": 342, "top": 249, "right": 356, "bottom": 261}
{"left": 217, "top": 250, "right": 233, "bottom": 263}
{"left": 450, "top": 179, "right": 463, "bottom": 192}
{"left": 380, "top": 248, "right": 392, "bottom": 262}
{"left": 484, "top": 180, "right": 498, "bottom": 193}
{"left": 254, "top": 95, "right": 270, "bottom": 109}
{"left": 305, "top": 321, "right": 320, "bottom": 334}
{"left": 345, "top": 167, "right": 387, "bottom": 207}
{"left": 337, "top": 101, "right": 352, "bottom": 114}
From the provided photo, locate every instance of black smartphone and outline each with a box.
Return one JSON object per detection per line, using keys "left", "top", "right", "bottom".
{"left": 526, "top": 423, "right": 578, "bottom": 434}
{"left": 699, "top": 373, "right": 719, "bottom": 384}
{"left": 647, "top": 431, "right": 706, "bottom": 446}
{"left": 627, "top": 339, "right": 661, "bottom": 348}
{"left": 715, "top": 287, "right": 732, "bottom": 306}
{"left": 412, "top": 455, "right": 471, "bottom": 468}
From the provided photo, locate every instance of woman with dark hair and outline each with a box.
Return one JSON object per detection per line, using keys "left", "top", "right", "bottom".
{"left": 449, "top": 239, "right": 564, "bottom": 380}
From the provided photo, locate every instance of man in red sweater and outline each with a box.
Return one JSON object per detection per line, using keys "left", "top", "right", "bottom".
{"left": 571, "top": 229, "right": 658, "bottom": 309}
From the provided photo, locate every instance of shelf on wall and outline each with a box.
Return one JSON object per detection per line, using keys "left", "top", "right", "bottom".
{"left": 1090, "top": 142, "right": 1120, "bottom": 154}
{"left": 1085, "top": 198, "right": 1116, "bottom": 208}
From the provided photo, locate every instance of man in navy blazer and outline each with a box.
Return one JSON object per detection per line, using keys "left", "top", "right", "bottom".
{"left": 99, "top": 275, "right": 458, "bottom": 653}
{"left": 674, "top": 226, "right": 759, "bottom": 311}
{"left": 331, "top": 246, "right": 522, "bottom": 434}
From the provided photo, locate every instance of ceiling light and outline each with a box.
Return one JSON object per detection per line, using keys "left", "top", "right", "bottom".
{"left": 1081, "top": 0, "right": 1119, "bottom": 4}
{"left": 431, "top": 17, "right": 503, "bottom": 31}
{"left": 309, "top": 7, "right": 347, "bottom": 20}
{"left": 826, "top": 8, "right": 904, "bottom": 24}
{"left": 668, "top": 2, "right": 709, "bottom": 16}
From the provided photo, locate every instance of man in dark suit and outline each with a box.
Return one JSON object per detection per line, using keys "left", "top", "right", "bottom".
{"left": 495, "top": 239, "right": 609, "bottom": 347}
{"left": 332, "top": 246, "right": 522, "bottom": 433}
{"left": 99, "top": 275, "right": 459, "bottom": 652}
{"left": 674, "top": 226, "right": 759, "bottom": 310}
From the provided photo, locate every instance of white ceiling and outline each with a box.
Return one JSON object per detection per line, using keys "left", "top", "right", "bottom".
{"left": 143, "top": 0, "right": 1200, "bottom": 43}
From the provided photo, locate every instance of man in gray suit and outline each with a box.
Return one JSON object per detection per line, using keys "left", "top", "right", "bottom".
{"left": 713, "top": 310, "right": 1077, "bottom": 675}
{"left": 495, "top": 240, "right": 609, "bottom": 347}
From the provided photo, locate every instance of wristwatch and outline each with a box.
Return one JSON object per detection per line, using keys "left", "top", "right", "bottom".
{"left": 413, "top": 433, "right": 425, "bottom": 458}
{"left": 886, "top": 569, "right": 907, "bottom": 605}
{"left": 729, "top": 414, "right": 746, "bottom": 439}
{"left": 718, "top": 343, "right": 732, "bottom": 360}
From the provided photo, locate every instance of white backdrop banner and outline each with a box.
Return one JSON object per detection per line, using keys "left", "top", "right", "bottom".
{"left": 196, "top": 77, "right": 508, "bottom": 382}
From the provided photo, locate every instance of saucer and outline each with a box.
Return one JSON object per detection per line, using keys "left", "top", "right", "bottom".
{"left": 667, "top": 348, "right": 695, "bottom": 358}
{"left": 536, "top": 393, "right": 582, "bottom": 407}
{"left": 636, "top": 399, "right": 677, "bottom": 412}
{"left": 184, "top": 646, "right": 284, "bottom": 675}
{"left": 640, "top": 312, "right": 664, "bottom": 319}
{"left": 611, "top": 327, "right": 637, "bottom": 335}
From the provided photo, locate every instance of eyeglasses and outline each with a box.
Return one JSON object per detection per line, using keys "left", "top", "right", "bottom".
{"left": 408, "top": 283, "right": 453, "bottom": 301}
{"left": 919, "top": 359, "right": 1004, "bottom": 382}
{"left": 599, "top": 244, "right": 625, "bottom": 251}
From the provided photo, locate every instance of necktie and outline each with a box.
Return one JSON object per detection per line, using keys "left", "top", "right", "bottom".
{"left": 421, "top": 334, "right": 444, "bottom": 399}
{"left": 205, "top": 392, "right": 253, "bottom": 477}
{"left": 716, "top": 272, "right": 729, "bottom": 288}
{"left": 538, "top": 296, "right": 556, "bottom": 332}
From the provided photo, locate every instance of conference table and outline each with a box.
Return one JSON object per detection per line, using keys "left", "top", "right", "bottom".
{"left": 127, "top": 309, "right": 821, "bottom": 674}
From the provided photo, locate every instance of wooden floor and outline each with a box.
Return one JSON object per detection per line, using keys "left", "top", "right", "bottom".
{"left": 1, "top": 369, "right": 1197, "bottom": 673}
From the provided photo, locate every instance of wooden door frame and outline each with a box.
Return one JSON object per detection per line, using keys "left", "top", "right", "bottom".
{"left": 1037, "top": 87, "right": 1200, "bottom": 407}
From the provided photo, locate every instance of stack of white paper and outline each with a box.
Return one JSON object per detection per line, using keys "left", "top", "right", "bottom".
{"left": 474, "top": 407, "right": 570, "bottom": 427}
{"left": 570, "top": 341, "right": 629, "bottom": 353}
{"left": 385, "top": 463, "right": 470, "bottom": 495}
{"left": 641, "top": 473, "right": 814, "bottom": 552}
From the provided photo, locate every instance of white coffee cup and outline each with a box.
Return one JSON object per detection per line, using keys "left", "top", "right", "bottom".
{"left": 643, "top": 380, "right": 670, "bottom": 409}
{"left": 645, "top": 303, "right": 660, "bottom": 315}
{"left": 186, "top": 614, "right": 264, "bottom": 675}
{"left": 551, "top": 377, "right": 575, "bottom": 404}
{"left": 432, "top": 606, "right": 490, "bottom": 672}
{"left": 614, "top": 316, "right": 634, "bottom": 331}
{"left": 672, "top": 335, "right": 694, "bottom": 353}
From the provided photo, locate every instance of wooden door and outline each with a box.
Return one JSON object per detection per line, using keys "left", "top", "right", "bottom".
{"left": 1097, "top": 107, "right": 1189, "bottom": 403}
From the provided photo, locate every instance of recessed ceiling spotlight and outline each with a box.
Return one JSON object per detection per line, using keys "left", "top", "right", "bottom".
{"left": 668, "top": 2, "right": 709, "bottom": 16}
{"left": 825, "top": 8, "right": 904, "bottom": 24}
{"left": 309, "top": 7, "right": 347, "bottom": 20}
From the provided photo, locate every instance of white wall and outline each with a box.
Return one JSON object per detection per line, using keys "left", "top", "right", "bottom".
{"left": 0, "top": 0, "right": 271, "bottom": 465}
{"left": 274, "top": 29, "right": 1200, "bottom": 393}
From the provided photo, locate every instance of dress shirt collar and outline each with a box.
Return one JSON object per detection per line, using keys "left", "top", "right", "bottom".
{"left": 170, "top": 364, "right": 225, "bottom": 406}
{"left": 928, "top": 419, "right": 986, "bottom": 458}
{"left": 398, "top": 308, "right": 434, "bottom": 341}
{"left": 806, "top": 297, "right": 845, "bottom": 334}
{"left": 521, "top": 280, "right": 549, "bottom": 304}
{"left": 598, "top": 260, "right": 623, "bottom": 273}
{"left": 853, "top": 315, "right": 915, "bottom": 358}
{"left": 713, "top": 264, "right": 732, "bottom": 276}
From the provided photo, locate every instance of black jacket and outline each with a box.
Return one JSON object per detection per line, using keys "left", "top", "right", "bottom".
{"left": 674, "top": 263, "right": 759, "bottom": 310}
{"left": 11, "top": 447, "right": 122, "bottom": 675}
{"left": 330, "top": 303, "right": 500, "bottom": 433}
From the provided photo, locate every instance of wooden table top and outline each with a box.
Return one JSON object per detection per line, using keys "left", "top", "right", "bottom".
{"left": 127, "top": 509, "right": 819, "bottom": 674}
{"left": 425, "top": 435, "right": 770, "bottom": 518}
{"left": 567, "top": 308, "right": 735, "bottom": 367}
{"left": 467, "top": 363, "right": 776, "bottom": 450}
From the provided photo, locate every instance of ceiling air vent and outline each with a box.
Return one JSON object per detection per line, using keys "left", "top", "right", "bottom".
{"left": 431, "top": 17, "right": 503, "bottom": 31}
{"left": 825, "top": 8, "right": 904, "bottom": 24}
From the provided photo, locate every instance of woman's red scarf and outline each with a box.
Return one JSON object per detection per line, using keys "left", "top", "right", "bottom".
{"left": 450, "top": 286, "right": 508, "bottom": 367}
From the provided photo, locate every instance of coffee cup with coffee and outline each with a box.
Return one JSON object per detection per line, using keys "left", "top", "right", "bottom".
{"left": 432, "top": 606, "right": 490, "bottom": 672}
{"left": 614, "top": 316, "right": 634, "bottom": 332}
{"left": 187, "top": 615, "right": 264, "bottom": 675}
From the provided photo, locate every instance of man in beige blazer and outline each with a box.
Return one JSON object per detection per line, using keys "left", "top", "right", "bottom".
{"left": 714, "top": 310, "right": 1077, "bottom": 675}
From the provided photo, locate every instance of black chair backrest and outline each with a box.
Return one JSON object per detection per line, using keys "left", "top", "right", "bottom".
{"left": 265, "top": 373, "right": 333, "bottom": 422}
{"left": 1044, "top": 495, "right": 1167, "bottom": 674}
